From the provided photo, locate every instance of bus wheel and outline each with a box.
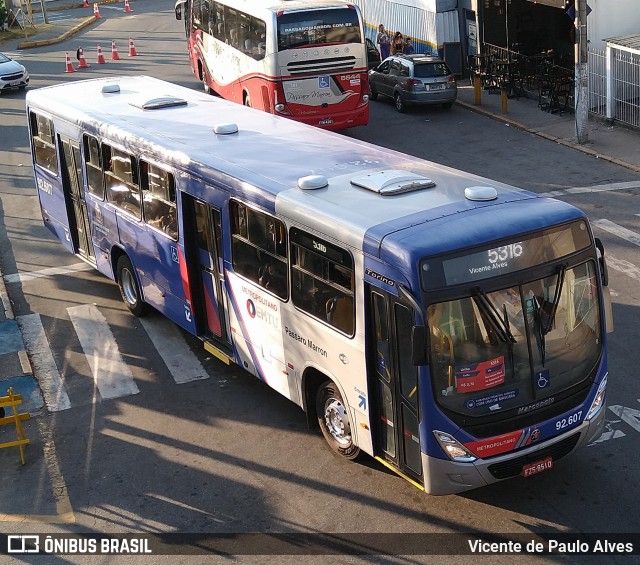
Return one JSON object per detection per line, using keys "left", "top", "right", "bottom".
{"left": 316, "top": 381, "right": 360, "bottom": 460}
{"left": 117, "top": 256, "right": 148, "bottom": 317}
{"left": 243, "top": 93, "right": 251, "bottom": 107}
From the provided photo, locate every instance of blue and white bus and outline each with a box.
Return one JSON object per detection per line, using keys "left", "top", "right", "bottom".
{"left": 27, "top": 76, "right": 611, "bottom": 494}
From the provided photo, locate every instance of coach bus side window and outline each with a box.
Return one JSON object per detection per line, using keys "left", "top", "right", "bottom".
{"left": 290, "top": 228, "right": 355, "bottom": 336}
{"left": 29, "top": 112, "right": 58, "bottom": 176}
{"left": 140, "top": 161, "right": 177, "bottom": 240}
{"left": 103, "top": 144, "right": 141, "bottom": 219}
{"left": 83, "top": 135, "right": 104, "bottom": 199}
{"left": 230, "top": 201, "right": 287, "bottom": 299}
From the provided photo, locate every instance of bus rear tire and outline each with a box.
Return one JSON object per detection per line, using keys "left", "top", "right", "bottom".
{"left": 316, "top": 380, "right": 360, "bottom": 460}
{"left": 117, "top": 256, "right": 148, "bottom": 317}
{"left": 243, "top": 93, "right": 251, "bottom": 107}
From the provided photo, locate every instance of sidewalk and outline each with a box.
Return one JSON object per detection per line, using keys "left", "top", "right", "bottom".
{"left": 456, "top": 82, "right": 640, "bottom": 174}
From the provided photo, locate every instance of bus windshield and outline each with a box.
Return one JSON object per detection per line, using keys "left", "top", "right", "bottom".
{"left": 277, "top": 8, "right": 361, "bottom": 50}
{"left": 428, "top": 261, "right": 602, "bottom": 419}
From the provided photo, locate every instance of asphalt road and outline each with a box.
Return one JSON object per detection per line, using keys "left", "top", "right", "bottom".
{"left": 1, "top": 2, "right": 640, "bottom": 563}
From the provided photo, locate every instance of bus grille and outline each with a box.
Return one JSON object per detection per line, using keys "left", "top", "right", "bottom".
{"left": 286, "top": 56, "right": 356, "bottom": 75}
{"left": 487, "top": 432, "right": 581, "bottom": 480}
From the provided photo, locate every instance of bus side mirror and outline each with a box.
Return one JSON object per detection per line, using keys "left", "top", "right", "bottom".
{"left": 411, "top": 325, "right": 427, "bottom": 366}
{"left": 174, "top": 0, "right": 184, "bottom": 20}
{"left": 595, "top": 238, "right": 614, "bottom": 333}
{"left": 595, "top": 237, "right": 608, "bottom": 287}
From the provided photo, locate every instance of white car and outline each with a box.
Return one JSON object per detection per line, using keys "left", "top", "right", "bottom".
{"left": 0, "top": 52, "right": 29, "bottom": 93}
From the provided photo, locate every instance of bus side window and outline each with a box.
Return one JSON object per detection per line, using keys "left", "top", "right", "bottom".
{"left": 230, "top": 200, "right": 287, "bottom": 299}
{"left": 290, "top": 227, "right": 355, "bottom": 336}
{"left": 103, "top": 144, "right": 141, "bottom": 219}
{"left": 29, "top": 112, "right": 59, "bottom": 176}
{"left": 140, "top": 160, "right": 177, "bottom": 240}
{"left": 83, "top": 134, "right": 104, "bottom": 199}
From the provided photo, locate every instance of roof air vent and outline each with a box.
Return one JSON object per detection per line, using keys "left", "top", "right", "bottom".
{"left": 101, "top": 83, "right": 120, "bottom": 94}
{"left": 465, "top": 186, "right": 498, "bottom": 201}
{"left": 213, "top": 123, "right": 239, "bottom": 135}
{"left": 350, "top": 170, "right": 435, "bottom": 195}
{"left": 298, "top": 175, "right": 328, "bottom": 190}
{"left": 129, "top": 95, "right": 188, "bottom": 110}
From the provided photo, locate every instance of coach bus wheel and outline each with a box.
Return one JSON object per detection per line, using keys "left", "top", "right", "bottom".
{"left": 117, "top": 256, "right": 148, "bottom": 317}
{"left": 316, "top": 381, "right": 360, "bottom": 460}
{"left": 243, "top": 93, "right": 251, "bottom": 107}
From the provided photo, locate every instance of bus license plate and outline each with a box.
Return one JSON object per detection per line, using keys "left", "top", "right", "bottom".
{"left": 319, "top": 118, "right": 334, "bottom": 125}
{"left": 522, "top": 457, "right": 553, "bottom": 477}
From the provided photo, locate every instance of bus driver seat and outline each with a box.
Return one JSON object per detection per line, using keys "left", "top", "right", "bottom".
{"left": 326, "top": 296, "right": 353, "bottom": 335}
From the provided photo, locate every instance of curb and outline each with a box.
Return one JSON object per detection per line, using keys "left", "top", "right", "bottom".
{"left": 17, "top": 16, "right": 97, "bottom": 49}
{"left": 456, "top": 99, "right": 640, "bottom": 175}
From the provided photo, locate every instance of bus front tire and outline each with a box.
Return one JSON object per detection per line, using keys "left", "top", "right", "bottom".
{"left": 316, "top": 381, "right": 360, "bottom": 460}
{"left": 117, "top": 256, "right": 148, "bottom": 317}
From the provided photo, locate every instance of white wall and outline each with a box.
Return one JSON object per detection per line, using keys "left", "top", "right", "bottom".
{"left": 588, "top": 0, "right": 640, "bottom": 47}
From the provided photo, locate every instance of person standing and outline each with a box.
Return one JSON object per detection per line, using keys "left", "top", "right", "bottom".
{"left": 391, "top": 32, "right": 404, "bottom": 55}
{"left": 403, "top": 37, "right": 415, "bottom": 55}
{"left": 377, "top": 24, "right": 390, "bottom": 60}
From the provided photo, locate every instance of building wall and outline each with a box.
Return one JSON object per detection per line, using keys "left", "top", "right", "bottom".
{"left": 588, "top": 0, "right": 640, "bottom": 47}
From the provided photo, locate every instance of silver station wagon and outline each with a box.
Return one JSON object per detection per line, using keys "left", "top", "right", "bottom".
{"left": 368, "top": 54, "right": 457, "bottom": 112}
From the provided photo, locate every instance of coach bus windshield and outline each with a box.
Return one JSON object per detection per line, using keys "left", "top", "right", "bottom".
{"left": 277, "top": 8, "right": 361, "bottom": 50}
{"left": 423, "top": 220, "right": 603, "bottom": 417}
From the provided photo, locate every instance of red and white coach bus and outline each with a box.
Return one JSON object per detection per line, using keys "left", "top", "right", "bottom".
{"left": 175, "top": 0, "right": 370, "bottom": 130}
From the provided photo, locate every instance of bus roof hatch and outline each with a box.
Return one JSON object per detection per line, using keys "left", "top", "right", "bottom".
{"left": 350, "top": 170, "right": 435, "bottom": 196}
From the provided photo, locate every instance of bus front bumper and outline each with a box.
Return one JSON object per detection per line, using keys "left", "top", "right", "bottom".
{"left": 422, "top": 404, "right": 607, "bottom": 496}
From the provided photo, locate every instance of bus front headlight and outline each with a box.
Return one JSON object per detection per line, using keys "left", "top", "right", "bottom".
{"left": 434, "top": 430, "right": 477, "bottom": 463}
{"left": 586, "top": 374, "right": 607, "bottom": 420}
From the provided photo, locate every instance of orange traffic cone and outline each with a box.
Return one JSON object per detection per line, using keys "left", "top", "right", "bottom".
{"left": 77, "top": 47, "right": 90, "bottom": 68}
{"left": 128, "top": 36, "right": 138, "bottom": 57}
{"left": 93, "top": 3, "right": 101, "bottom": 18}
{"left": 96, "top": 45, "right": 107, "bottom": 64}
{"left": 64, "top": 52, "right": 76, "bottom": 73}
{"left": 111, "top": 40, "right": 120, "bottom": 60}
{"left": 124, "top": 0, "right": 132, "bottom": 13}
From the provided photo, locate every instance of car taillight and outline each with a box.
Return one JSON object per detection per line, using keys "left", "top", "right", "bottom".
{"left": 448, "top": 76, "right": 457, "bottom": 83}
{"left": 406, "top": 79, "right": 424, "bottom": 90}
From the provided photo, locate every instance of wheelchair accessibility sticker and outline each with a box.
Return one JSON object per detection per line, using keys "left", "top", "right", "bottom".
{"left": 318, "top": 75, "right": 330, "bottom": 89}
{"left": 171, "top": 246, "right": 179, "bottom": 263}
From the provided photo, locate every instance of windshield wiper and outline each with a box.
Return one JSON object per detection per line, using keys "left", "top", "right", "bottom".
{"left": 537, "top": 265, "right": 567, "bottom": 336}
{"left": 472, "top": 287, "right": 516, "bottom": 345}
{"left": 535, "top": 265, "right": 567, "bottom": 366}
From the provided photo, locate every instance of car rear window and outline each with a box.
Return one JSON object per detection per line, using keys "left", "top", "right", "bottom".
{"left": 414, "top": 63, "right": 451, "bottom": 78}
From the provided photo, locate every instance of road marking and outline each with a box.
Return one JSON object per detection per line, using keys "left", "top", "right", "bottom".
{"left": 592, "top": 219, "right": 640, "bottom": 247}
{"left": 4, "top": 262, "right": 94, "bottom": 284}
{"left": 140, "top": 316, "right": 209, "bottom": 384}
{"left": 17, "top": 314, "right": 71, "bottom": 412}
{"left": 608, "top": 404, "right": 640, "bottom": 434}
{"left": 605, "top": 255, "right": 640, "bottom": 282}
{"left": 67, "top": 304, "right": 139, "bottom": 400}
{"left": 547, "top": 180, "right": 640, "bottom": 197}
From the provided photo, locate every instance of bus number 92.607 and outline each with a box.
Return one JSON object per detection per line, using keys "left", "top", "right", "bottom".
{"left": 556, "top": 411, "right": 582, "bottom": 430}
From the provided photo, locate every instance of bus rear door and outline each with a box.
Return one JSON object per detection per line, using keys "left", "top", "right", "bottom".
{"left": 183, "top": 194, "right": 231, "bottom": 353}
{"left": 368, "top": 288, "right": 423, "bottom": 485}
{"left": 58, "top": 135, "right": 95, "bottom": 262}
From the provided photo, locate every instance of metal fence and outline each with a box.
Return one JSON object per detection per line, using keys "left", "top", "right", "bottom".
{"left": 589, "top": 45, "right": 640, "bottom": 129}
{"left": 588, "top": 48, "right": 606, "bottom": 118}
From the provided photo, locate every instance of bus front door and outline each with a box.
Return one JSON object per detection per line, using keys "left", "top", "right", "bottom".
{"left": 369, "top": 288, "right": 423, "bottom": 485}
{"left": 58, "top": 135, "right": 95, "bottom": 262}
{"left": 184, "top": 195, "right": 230, "bottom": 348}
